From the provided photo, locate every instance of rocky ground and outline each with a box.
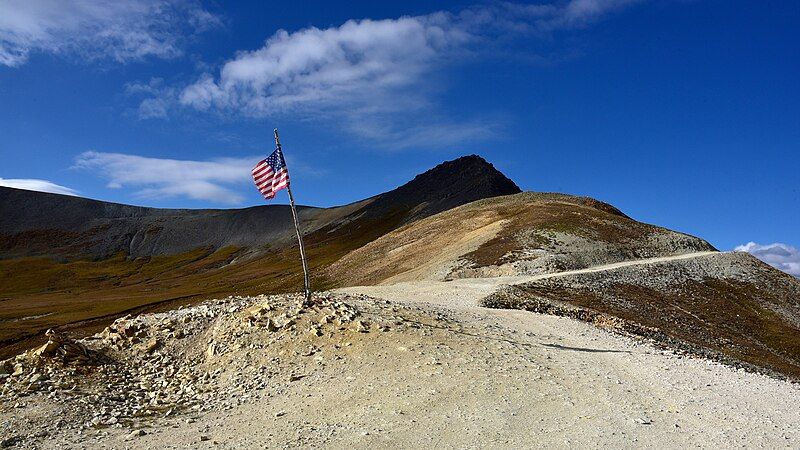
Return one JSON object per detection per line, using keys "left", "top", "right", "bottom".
{"left": 1, "top": 292, "right": 394, "bottom": 447}
{"left": 1, "top": 282, "right": 799, "bottom": 448}
{"left": 484, "top": 252, "right": 800, "bottom": 379}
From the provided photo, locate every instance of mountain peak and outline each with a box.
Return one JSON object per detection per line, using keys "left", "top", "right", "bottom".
{"left": 414, "top": 154, "right": 515, "bottom": 182}
{"left": 406, "top": 154, "right": 519, "bottom": 193}
{"left": 368, "top": 154, "right": 522, "bottom": 222}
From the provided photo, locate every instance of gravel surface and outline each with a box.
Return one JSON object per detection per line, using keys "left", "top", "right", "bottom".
{"left": 2, "top": 258, "right": 797, "bottom": 448}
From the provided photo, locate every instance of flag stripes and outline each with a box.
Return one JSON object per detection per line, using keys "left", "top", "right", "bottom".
{"left": 252, "top": 147, "right": 289, "bottom": 200}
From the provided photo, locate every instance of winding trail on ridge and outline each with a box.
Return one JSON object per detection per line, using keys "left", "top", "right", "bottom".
{"left": 339, "top": 250, "right": 721, "bottom": 309}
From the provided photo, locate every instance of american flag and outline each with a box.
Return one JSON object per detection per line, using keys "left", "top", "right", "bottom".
{"left": 252, "top": 147, "right": 289, "bottom": 200}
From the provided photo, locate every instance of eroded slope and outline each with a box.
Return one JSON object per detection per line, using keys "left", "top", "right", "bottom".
{"left": 329, "top": 192, "right": 715, "bottom": 285}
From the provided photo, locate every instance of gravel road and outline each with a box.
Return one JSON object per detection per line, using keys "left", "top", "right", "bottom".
{"left": 3, "top": 251, "right": 798, "bottom": 448}
{"left": 333, "top": 253, "right": 800, "bottom": 448}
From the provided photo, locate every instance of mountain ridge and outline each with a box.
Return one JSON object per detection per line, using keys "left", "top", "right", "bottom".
{"left": 0, "top": 154, "right": 520, "bottom": 259}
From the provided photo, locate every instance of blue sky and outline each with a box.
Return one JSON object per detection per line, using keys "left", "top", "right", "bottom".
{"left": 0, "top": 0, "right": 798, "bottom": 273}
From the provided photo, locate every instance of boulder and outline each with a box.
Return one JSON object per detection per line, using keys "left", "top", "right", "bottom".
{"left": 354, "top": 320, "right": 369, "bottom": 333}
{"left": 127, "top": 429, "right": 146, "bottom": 439}
{"left": 33, "top": 340, "right": 60, "bottom": 357}
{"left": 144, "top": 339, "right": 160, "bottom": 354}
{"left": 0, "top": 359, "right": 13, "bottom": 375}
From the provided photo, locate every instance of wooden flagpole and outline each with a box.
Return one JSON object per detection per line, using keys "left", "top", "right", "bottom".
{"left": 273, "top": 128, "right": 311, "bottom": 302}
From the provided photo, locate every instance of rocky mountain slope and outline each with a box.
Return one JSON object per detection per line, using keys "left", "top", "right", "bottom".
{"left": 0, "top": 156, "right": 520, "bottom": 358}
{"left": 0, "top": 155, "right": 520, "bottom": 259}
{"left": 329, "top": 192, "right": 716, "bottom": 285}
{"left": 329, "top": 192, "right": 800, "bottom": 378}
{"left": 483, "top": 251, "right": 800, "bottom": 378}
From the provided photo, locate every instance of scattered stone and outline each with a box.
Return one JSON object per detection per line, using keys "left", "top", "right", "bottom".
{"left": 354, "top": 320, "right": 369, "bottom": 333}
{"left": 144, "top": 339, "right": 160, "bottom": 354}
{"left": 207, "top": 343, "right": 219, "bottom": 359}
{"left": 33, "top": 339, "right": 60, "bottom": 357}
{"left": 0, "top": 292, "right": 374, "bottom": 444}
{"left": 265, "top": 317, "right": 280, "bottom": 332}
{"left": 275, "top": 316, "right": 294, "bottom": 330}
{"left": 0, "top": 436, "right": 23, "bottom": 448}
{"left": 127, "top": 429, "right": 146, "bottom": 439}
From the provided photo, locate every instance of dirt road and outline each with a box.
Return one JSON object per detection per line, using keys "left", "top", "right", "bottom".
{"left": 328, "top": 251, "right": 800, "bottom": 448}
{"left": 5, "top": 250, "right": 798, "bottom": 448}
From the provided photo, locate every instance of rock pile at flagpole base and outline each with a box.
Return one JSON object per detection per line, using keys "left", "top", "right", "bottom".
{"left": 0, "top": 292, "right": 404, "bottom": 445}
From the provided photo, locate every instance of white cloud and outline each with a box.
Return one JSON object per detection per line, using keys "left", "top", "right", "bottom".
{"left": 177, "top": 13, "right": 470, "bottom": 121}
{"left": 735, "top": 242, "right": 800, "bottom": 278}
{"left": 0, "top": 0, "right": 220, "bottom": 67}
{"left": 0, "top": 178, "right": 78, "bottom": 196}
{"left": 124, "top": 77, "right": 181, "bottom": 119}
{"left": 74, "top": 151, "right": 254, "bottom": 205}
{"left": 166, "top": 1, "right": 640, "bottom": 148}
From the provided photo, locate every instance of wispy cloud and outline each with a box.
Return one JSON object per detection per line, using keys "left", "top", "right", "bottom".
{"left": 74, "top": 151, "right": 254, "bottom": 205}
{"left": 124, "top": 77, "right": 181, "bottom": 119}
{"left": 0, "top": 0, "right": 221, "bottom": 67}
{"left": 0, "top": 178, "right": 78, "bottom": 196}
{"left": 497, "top": 0, "right": 641, "bottom": 32}
{"left": 346, "top": 115, "right": 504, "bottom": 151}
{"left": 138, "top": 97, "right": 171, "bottom": 119}
{"left": 735, "top": 242, "right": 800, "bottom": 278}
{"left": 137, "top": 1, "right": 641, "bottom": 148}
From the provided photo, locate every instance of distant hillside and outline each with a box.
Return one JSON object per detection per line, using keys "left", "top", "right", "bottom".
{"left": 0, "top": 155, "right": 519, "bottom": 259}
{"left": 0, "top": 155, "right": 520, "bottom": 357}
